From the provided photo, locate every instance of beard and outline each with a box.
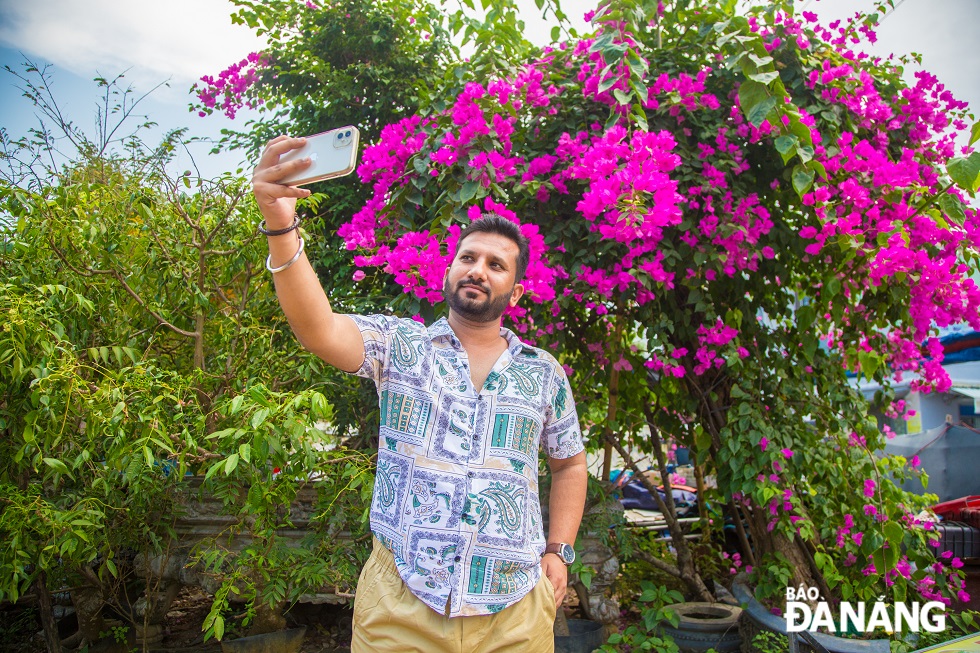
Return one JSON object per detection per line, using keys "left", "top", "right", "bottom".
{"left": 444, "top": 276, "right": 512, "bottom": 323}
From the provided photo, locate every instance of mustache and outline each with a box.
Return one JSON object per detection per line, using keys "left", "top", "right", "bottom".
{"left": 456, "top": 278, "right": 489, "bottom": 294}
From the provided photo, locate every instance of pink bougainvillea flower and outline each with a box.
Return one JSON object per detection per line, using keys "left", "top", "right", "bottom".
{"left": 863, "top": 479, "right": 876, "bottom": 497}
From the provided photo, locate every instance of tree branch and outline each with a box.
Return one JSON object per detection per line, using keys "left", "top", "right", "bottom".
{"left": 109, "top": 269, "right": 197, "bottom": 338}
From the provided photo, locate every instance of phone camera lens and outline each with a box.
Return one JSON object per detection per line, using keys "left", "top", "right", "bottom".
{"left": 345, "top": 130, "right": 351, "bottom": 137}
{"left": 337, "top": 133, "right": 342, "bottom": 140}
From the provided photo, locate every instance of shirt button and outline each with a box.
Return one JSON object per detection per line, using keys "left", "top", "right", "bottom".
{"left": 454, "top": 556, "right": 462, "bottom": 562}
{"left": 467, "top": 471, "right": 474, "bottom": 477}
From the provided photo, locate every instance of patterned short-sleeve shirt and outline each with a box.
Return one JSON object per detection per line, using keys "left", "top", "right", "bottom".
{"left": 347, "top": 314, "right": 584, "bottom": 617}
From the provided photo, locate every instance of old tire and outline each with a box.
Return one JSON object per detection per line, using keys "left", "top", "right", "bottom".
{"left": 660, "top": 602, "right": 743, "bottom": 653}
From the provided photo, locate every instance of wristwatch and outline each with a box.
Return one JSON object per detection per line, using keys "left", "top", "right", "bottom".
{"left": 544, "top": 542, "right": 576, "bottom": 565}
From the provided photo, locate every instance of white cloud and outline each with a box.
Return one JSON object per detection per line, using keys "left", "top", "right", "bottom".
{"left": 0, "top": 0, "right": 264, "bottom": 100}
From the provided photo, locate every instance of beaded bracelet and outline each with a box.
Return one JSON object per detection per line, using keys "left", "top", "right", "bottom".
{"left": 266, "top": 237, "right": 305, "bottom": 274}
{"left": 258, "top": 214, "right": 300, "bottom": 237}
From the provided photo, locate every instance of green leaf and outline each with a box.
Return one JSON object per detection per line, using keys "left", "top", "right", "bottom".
{"left": 551, "top": 25, "right": 560, "bottom": 42}
{"left": 738, "top": 80, "right": 767, "bottom": 113}
{"left": 597, "top": 75, "right": 618, "bottom": 93}
{"left": 224, "top": 453, "right": 240, "bottom": 475}
{"left": 739, "top": 80, "right": 777, "bottom": 127}
{"left": 893, "top": 579, "right": 906, "bottom": 604}
{"left": 970, "top": 121, "right": 980, "bottom": 146}
{"left": 792, "top": 165, "right": 815, "bottom": 196}
{"left": 774, "top": 135, "right": 798, "bottom": 156}
{"left": 774, "top": 135, "right": 799, "bottom": 164}
{"left": 251, "top": 408, "right": 270, "bottom": 429}
{"left": 143, "top": 445, "right": 154, "bottom": 467}
{"left": 460, "top": 180, "right": 480, "bottom": 203}
{"left": 207, "top": 427, "right": 238, "bottom": 441}
{"left": 204, "top": 460, "right": 223, "bottom": 481}
{"left": 239, "top": 443, "right": 251, "bottom": 463}
{"left": 825, "top": 276, "right": 841, "bottom": 298}
{"left": 633, "top": 108, "right": 648, "bottom": 132}
{"left": 639, "top": 588, "right": 658, "bottom": 602}
{"left": 748, "top": 71, "right": 780, "bottom": 84}
{"left": 747, "top": 97, "right": 777, "bottom": 128}
{"left": 939, "top": 192, "right": 966, "bottom": 226}
{"left": 883, "top": 521, "right": 903, "bottom": 547}
{"left": 802, "top": 336, "right": 818, "bottom": 364}
{"left": 230, "top": 394, "right": 244, "bottom": 415}
{"left": 858, "top": 350, "right": 879, "bottom": 378}
{"left": 43, "top": 457, "right": 71, "bottom": 476}
{"left": 695, "top": 425, "right": 711, "bottom": 451}
{"left": 601, "top": 43, "right": 629, "bottom": 67}
{"left": 947, "top": 152, "right": 980, "bottom": 193}
{"left": 613, "top": 88, "right": 632, "bottom": 105}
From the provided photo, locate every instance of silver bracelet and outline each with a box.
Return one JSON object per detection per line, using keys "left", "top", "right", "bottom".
{"left": 265, "top": 237, "right": 305, "bottom": 274}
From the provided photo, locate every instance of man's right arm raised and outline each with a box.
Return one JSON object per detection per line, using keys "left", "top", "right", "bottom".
{"left": 252, "top": 135, "right": 365, "bottom": 373}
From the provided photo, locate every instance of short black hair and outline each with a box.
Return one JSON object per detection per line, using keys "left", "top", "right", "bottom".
{"left": 454, "top": 213, "right": 530, "bottom": 281}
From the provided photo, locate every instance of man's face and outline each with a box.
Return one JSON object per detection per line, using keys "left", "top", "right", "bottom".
{"left": 443, "top": 232, "right": 525, "bottom": 323}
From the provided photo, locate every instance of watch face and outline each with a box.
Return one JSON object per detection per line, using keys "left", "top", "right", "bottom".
{"left": 560, "top": 543, "right": 576, "bottom": 564}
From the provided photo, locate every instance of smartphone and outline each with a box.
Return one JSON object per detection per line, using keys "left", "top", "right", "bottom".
{"left": 277, "top": 126, "right": 360, "bottom": 186}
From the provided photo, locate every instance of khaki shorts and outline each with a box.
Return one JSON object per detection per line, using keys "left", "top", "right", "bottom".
{"left": 351, "top": 538, "right": 557, "bottom": 653}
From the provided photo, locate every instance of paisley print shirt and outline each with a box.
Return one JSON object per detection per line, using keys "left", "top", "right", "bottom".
{"left": 347, "top": 314, "right": 584, "bottom": 617}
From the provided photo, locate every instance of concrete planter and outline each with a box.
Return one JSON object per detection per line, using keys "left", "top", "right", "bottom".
{"left": 732, "top": 576, "right": 889, "bottom": 653}
{"left": 220, "top": 626, "right": 307, "bottom": 653}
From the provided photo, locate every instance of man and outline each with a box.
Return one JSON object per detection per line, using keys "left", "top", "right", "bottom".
{"left": 252, "top": 136, "right": 588, "bottom": 653}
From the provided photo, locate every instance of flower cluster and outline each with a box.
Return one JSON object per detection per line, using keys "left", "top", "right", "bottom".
{"left": 195, "top": 52, "right": 267, "bottom": 119}
{"left": 750, "top": 11, "right": 980, "bottom": 392}
{"left": 333, "top": 2, "right": 977, "bottom": 612}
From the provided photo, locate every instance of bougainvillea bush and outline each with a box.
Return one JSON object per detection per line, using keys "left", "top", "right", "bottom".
{"left": 333, "top": 0, "right": 980, "bottom": 625}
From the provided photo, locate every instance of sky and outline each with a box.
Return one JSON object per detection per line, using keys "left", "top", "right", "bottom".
{"left": 0, "top": 0, "right": 978, "bottom": 181}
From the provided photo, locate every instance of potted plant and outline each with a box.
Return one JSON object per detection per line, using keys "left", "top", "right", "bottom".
{"left": 189, "top": 388, "right": 373, "bottom": 643}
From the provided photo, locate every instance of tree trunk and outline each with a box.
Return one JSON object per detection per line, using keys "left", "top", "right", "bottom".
{"left": 600, "top": 363, "right": 620, "bottom": 482}
{"left": 743, "top": 503, "right": 819, "bottom": 589}
{"left": 609, "top": 431, "right": 713, "bottom": 601}
{"left": 249, "top": 600, "right": 287, "bottom": 635}
{"left": 32, "top": 573, "right": 62, "bottom": 653}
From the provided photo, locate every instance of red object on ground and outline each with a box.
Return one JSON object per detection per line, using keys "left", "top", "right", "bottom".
{"left": 933, "top": 496, "right": 980, "bottom": 516}
{"left": 933, "top": 496, "right": 980, "bottom": 529}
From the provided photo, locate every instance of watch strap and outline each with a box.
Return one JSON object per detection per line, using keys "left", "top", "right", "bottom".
{"left": 544, "top": 542, "right": 574, "bottom": 564}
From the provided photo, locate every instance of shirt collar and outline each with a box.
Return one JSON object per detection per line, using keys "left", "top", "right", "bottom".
{"left": 429, "top": 316, "right": 533, "bottom": 357}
